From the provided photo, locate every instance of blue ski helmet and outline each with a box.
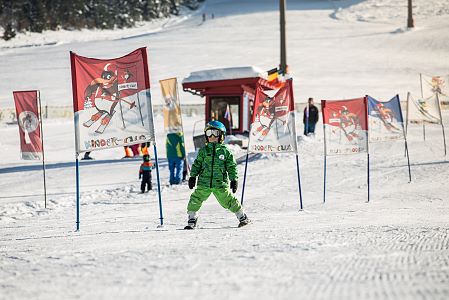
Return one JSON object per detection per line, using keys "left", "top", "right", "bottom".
{"left": 205, "top": 120, "right": 226, "bottom": 143}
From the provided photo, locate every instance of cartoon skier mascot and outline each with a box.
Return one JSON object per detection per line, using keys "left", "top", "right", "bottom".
{"left": 338, "top": 106, "right": 363, "bottom": 141}
{"left": 83, "top": 63, "right": 136, "bottom": 133}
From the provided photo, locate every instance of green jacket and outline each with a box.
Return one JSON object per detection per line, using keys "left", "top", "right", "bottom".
{"left": 166, "top": 132, "right": 186, "bottom": 159}
{"left": 190, "top": 142, "right": 238, "bottom": 188}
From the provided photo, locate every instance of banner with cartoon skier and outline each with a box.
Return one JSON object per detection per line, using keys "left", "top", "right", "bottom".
{"left": 322, "top": 97, "right": 368, "bottom": 155}
{"left": 421, "top": 74, "right": 449, "bottom": 102}
{"left": 406, "top": 93, "right": 442, "bottom": 125}
{"left": 160, "top": 77, "right": 183, "bottom": 133}
{"left": 368, "top": 95, "right": 404, "bottom": 142}
{"left": 249, "top": 79, "right": 297, "bottom": 153}
{"left": 70, "top": 47, "right": 155, "bottom": 153}
{"left": 13, "top": 90, "right": 42, "bottom": 160}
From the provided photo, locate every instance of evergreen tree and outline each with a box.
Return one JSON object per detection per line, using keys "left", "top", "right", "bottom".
{"left": 0, "top": 0, "right": 204, "bottom": 40}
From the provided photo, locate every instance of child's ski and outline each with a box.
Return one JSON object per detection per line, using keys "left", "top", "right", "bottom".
{"left": 83, "top": 111, "right": 105, "bottom": 128}
{"left": 95, "top": 112, "right": 115, "bottom": 134}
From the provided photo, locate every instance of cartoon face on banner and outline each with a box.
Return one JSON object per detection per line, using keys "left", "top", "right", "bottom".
{"left": 322, "top": 98, "right": 368, "bottom": 155}
{"left": 71, "top": 48, "right": 155, "bottom": 153}
{"left": 407, "top": 93, "right": 442, "bottom": 125}
{"left": 421, "top": 74, "right": 449, "bottom": 101}
{"left": 368, "top": 95, "right": 404, "bottom": 142}
{"left": 249, "top": 80, "right": 297, "bottom": 153}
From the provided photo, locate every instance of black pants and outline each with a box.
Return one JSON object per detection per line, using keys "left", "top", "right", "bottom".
{"left": 141, "top": 171, "right": 152, "bottom": 192}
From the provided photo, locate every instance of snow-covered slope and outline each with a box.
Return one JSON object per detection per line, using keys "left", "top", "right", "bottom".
{"left": 1, "top": 0, "right": 449, "bottom": 299}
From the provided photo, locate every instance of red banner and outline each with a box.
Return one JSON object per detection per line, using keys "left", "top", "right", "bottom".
{"left": 249, "top": 79, "right": 297, "bottom": 153}
{"left": 70, "top": 48, "right": 155, "bottom": 153}
{"left": 321, "top": 97, "right": 368, "bottom": 155}
{"left": 71, "top": 47, "right": 150, "bottom": 113}
{"left": 13, "top": 90, "right": 42, "bottom": 160}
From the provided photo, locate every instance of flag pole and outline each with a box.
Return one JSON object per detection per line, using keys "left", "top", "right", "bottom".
{"left": 240, "top": 151, "right": 250, "bottom": 206}
{"left": 37, "top": 90, "right": 47, "bottom": 208}
{"left": 292, "top": 99, "right": 303, "bottom": 210}
{"left": 404, "top": 92, "right": 410, "bottom": 157}
{"left": 153, "top": 143, "right": 164, "bottom": 226}
{"left": 367, "top": 152, "right": 370, "bottom": 203}
{"left": 322, "top": 116, "right": 327, "bottom": 204}
{"left": 75, "top": 152, "right": 80, "bottom": 231}
{"left": 365, "top": 97, "right": 370, "bottom": 203}
{"left": 419, "top": 74, "right": 426, "bottom": 141}
{"left": 397, "top": 94, "right": 412, "bottom": 182}
{"left": 436, "top": 94, "right": 447, "bottom": 156}
{"left": 295, "top": 153, "right": 303, "bottom": 210}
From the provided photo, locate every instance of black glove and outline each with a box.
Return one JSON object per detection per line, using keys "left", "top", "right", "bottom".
{"left": 139, "top": 174, "right": 142, "bottom": 179}
{"left": 188, "top": 177, "right": 196, "bottom": 189}
{"left": 230, "top": 180, "right": 238, "bottom": 193}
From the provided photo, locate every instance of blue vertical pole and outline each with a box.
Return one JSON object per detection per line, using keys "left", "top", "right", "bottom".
{"left": 367, "top": 153, "right": 370, "bottom": 203}
{"left": 322, "top": 120, "right": 327, "bottom": 204}
{"left": 153, "top": 144, "right": 164, "bottom": 226}
{"left": 240, "top": 152, "right": 249, "bottom": 205}
{"left": 295, "top": 154, "right": 303, "bottom": 210}
{"left": 323, "top": 154, "right": 327, "bottom": 204}
{"left": 75, "top": 154, "right": 80, "bottom": 231}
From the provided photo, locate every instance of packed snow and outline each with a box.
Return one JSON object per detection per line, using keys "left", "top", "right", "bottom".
{"left": 1, "top": 0, "right": 449, "bottom": 299}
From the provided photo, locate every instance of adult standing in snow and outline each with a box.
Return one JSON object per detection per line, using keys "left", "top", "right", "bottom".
{"left": 166, "top": 132, "right": 185, "bottom": 185}
{"left": 303, "top": 97, "right": 319, "bottom": 135}
{"left": 185, "top": 121, "right": 249, "bottom": 229}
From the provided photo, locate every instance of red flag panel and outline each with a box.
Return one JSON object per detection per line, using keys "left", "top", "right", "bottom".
{"left": 13, "top": 90, "right": 42, "bottom": 159}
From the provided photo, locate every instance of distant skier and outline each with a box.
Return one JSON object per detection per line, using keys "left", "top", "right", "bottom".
{"left": 185, "top": 121, "right": 249, "bottom": 229}
{"left": 139, "top": 154, "right": 154, "bottom": 193}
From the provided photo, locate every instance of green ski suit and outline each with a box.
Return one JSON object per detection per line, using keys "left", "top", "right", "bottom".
{"left": 187, "top": 142, "right": 241, "bottom": 213}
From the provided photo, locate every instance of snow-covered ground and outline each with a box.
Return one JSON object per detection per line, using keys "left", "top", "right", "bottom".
{"left": 1, "top": 0, "right": 449, "bottom": 299}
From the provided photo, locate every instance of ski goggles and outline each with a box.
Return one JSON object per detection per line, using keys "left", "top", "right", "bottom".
{"left": 205, "top": 128, "right": 221, "bottom": 137}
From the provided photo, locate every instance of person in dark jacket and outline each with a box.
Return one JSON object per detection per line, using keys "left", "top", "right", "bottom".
{"left": 303, "top": 97, "right": 319, "bottom": 135}
{"left": 139, "top": 154, "right": 154, "bottom": 193}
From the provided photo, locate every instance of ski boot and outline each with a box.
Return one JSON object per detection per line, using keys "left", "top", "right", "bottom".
{"left": 238, "top": 214, "right": 250, "bottom": 228}
{"left": 235, "top": 209, "right": 250, "bottom": 228}
{"left": 184, "top": 217, "right": 197, "bottom": 230}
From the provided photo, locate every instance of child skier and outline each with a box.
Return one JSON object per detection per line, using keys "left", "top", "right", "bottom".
{"left": 185, "top": 120, "right": 249, "bottom": 229}
{"left": 139, "top": 154, "right": 154, "bottom": 193}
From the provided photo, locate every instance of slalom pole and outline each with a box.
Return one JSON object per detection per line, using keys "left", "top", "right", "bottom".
{"left": 38, "top": 91, "right": 47, "bottom": 208}
{"left": 322, "top": 122, "right": 327, "bottom": 204}
{"left": 423, "top": 123, "right": 426, "bottom": 141}
{"left": 323, "top": 154, "right": 327, "bottom": 204}
{"left": 153, "top": 143, "right": 164, "bottom": 226}
{"left": 240, "top": 152, "right": 249, "bottom": 205}
{"left": 404, "top": 141, "right": 412, "bottom": 182}
{"left": 295, "top": 154, "right": 303, "bottom": 210}
{"left": 397, "top": 94, "right": 412, "bottom": 182}
{"left": 367, "top": 152, "right": 370, "bottom": 203}
{"left": 440, "top": 125, "right": 447, "bottom": 157}
{"left": 75, "top": 153, "right": 80, "bottom": 231}
{"left": 366, "top": 96, "right": 370, "bottom": 203}
{"left": 321, "top": 102, "right": 327, "bottom": 204}
{"left": 404, "top": 92, "right": 410, "bottom": 157}
{"left": 419, "top": 74, "right": 426, "bottom": 141}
